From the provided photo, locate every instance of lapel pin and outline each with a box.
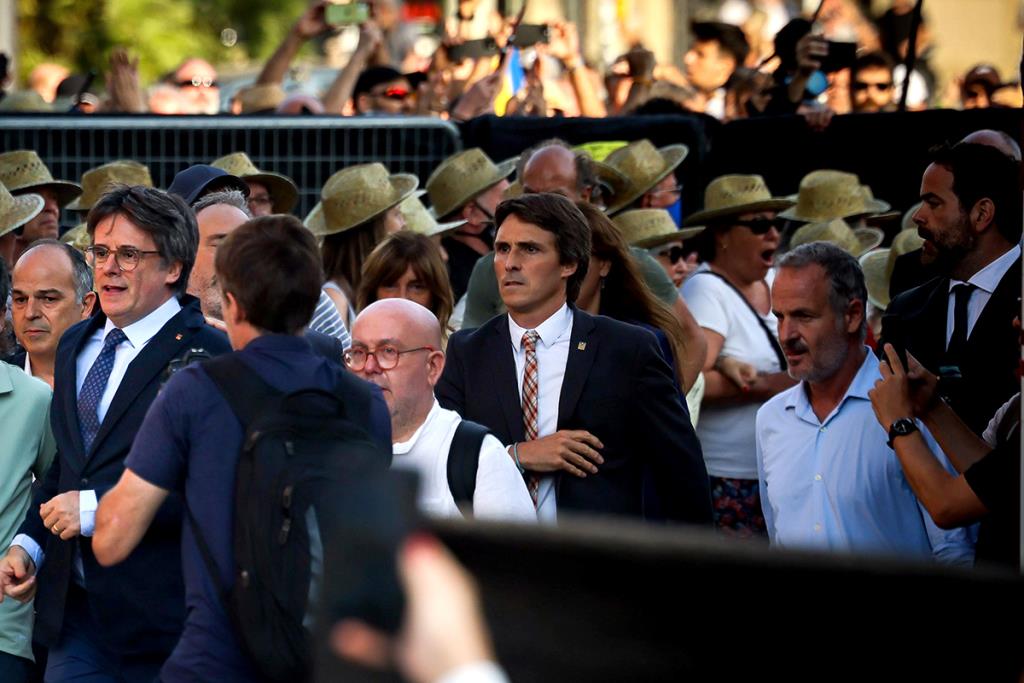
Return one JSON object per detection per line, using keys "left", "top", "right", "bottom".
{"left": 577, "top": 342, "right": 587, "bottom": 351}
{"left": 175, "top": 333, "right": 183, "bottom": 341}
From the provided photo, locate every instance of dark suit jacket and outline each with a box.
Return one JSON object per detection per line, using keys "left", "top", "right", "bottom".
{"left": 18, "top": 295, "right": 231, "bottom": 655}
{"left": 889, "top": 249, "right": 943, "bottom": 302}
{"left": 305, "top": 329, "right": 344, "bottom": 366}
{"left": 880, "top": 255, "right": 1021, "bottom": 435}
{"left": 436, "top": 307, "right": 712, "bottom": 525}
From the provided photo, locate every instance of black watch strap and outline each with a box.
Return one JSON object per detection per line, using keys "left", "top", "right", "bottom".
{"left": 887, "top": 418, "right": 919, "bottom": 448}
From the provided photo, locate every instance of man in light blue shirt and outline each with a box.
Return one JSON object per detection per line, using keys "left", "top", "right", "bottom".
{"left": 756, "top": 242, "right": 973, "bottom": 564}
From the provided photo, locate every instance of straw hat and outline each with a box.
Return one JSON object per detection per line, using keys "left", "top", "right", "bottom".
{"left": 859, "top": 228, "right": 926, "bottom": 310}
{"left": 612, "top": 209, "right": 705, "bottom": 249}
{"left": 426, "top": 149, "right": 517, "bottom": 220}
{"left": 211, "top": 152, "right": 298, "bottom": 213}
{"left": 683, "top": 174, "right": 794, "bottom": 227}
{"left": 778, "top": 170, "right": 890, "bottom": 222}
{"left": 0, "top": 91, "right": 52, "bottom": 112}
{"left": 0, "top": 182, "right": 45, "bottom": 239}
{"left": 235, "top": 83, "right": 286, "bottom": 114}
{"left": 304, "top": 163, "right": 418, "bottom": 236}
{"left": 0, "top": 150, "right": 82, "bottom": 208}
{"left": 503, "top": 180, "right": 523, "bottom": 200}
{"left": 603, "top": 139, "right": 689, "bottom": 215}
{"left": 66, "top": 160, "right": 154, "bottom": 211}
{"left": 60, "top": 223, "right": 92, "bottom": 253}
{"left": 901, "top": 201, "right": 922, "bottom": 231}
{"left": 789, "top": 218, "right": 884, "bottom": 257}
{"left": 401, "top": 190, "right": 466, "bottom": 237}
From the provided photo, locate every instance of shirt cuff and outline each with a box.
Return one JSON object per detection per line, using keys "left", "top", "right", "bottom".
{"left": 10, "top": 534, "right": 44, "bottom": 571}
{"left": 79, "top": 490, "right": 98, "bottom": 537}
{"left": 435, "top": 662, "right": 509, "bottom": 683}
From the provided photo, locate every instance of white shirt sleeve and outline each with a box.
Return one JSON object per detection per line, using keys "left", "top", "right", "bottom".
{"left": 79, "top": 489, "right": 98, "bottom": 537}
{"left": 436, "top": 661, "right": 510, "bottom": 683}
{"left": 471, "top": 435, "right": 538, "bottom": 523}
{"left": 682, "top": 275, "right": 730, "bottom": 337}
{"left": 10, "top": 534, "right": 45, "bottom": 570}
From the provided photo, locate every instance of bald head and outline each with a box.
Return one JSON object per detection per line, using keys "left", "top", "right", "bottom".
{"left": 350, "top": 298, "right": 445, "bottom": 441}
{"left": 522, "top": 145, "right": 584, "bottom": 200}
{"left": 190, "top": 202, "right": 251, "bottom": 319}
{"left": 960, "top": 129, "right": 1021, "bottom": 161}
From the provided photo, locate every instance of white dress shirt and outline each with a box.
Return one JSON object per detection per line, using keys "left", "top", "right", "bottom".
{"left": 945, "top": 244, "right": 1019, "bottom": 347}
{"left": 507, "top": 303, "right": 573, "bottom": 523}
{"left": 12, "top": 295, "right": 182, "bottom": 572}
{"left": 392, "top": 400, "right": 537, "bottom": 522}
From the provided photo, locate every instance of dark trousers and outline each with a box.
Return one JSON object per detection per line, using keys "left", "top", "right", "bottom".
{"left": 0, "top": 650, "right": 34, "bottom": 683}
{"left": 44, "top": 584, "right": 165, "bottom": 683}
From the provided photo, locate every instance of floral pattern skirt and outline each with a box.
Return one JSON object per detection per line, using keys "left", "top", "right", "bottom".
{"left": 710, "top": 476, "right": 767, "bottom": 538}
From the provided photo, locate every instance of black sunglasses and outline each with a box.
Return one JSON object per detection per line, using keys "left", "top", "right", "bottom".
{"left": 733, "top": 217, "right": 781, "bottom": 235}
{"left": 657, "top": 246, "right": 687, "bottom": 264}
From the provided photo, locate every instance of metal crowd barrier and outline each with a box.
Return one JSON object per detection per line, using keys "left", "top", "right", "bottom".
{"left": 0, "top": 115, "right": 463, "bottom": 220}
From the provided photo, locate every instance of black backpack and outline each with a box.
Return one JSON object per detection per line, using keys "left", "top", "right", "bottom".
{"left": 188, "top": 353, "right": 390, "bottom": 682}
{"left": 445, "top": 419, "right": 492, "bottom": 513}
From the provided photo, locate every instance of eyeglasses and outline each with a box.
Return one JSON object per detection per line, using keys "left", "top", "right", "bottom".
{"left": 732, "top": 217, "right": 781, "bottom": 235}
{"left": 248, "top": 194, "right": 273, "bottom": 208}
{"left": 656, "top": 246, "right": 687, "bottom": 264}
{"left": 343, "top": 344, "right": 435, "bottom": 371}
{"left": 86, "top": 245, "right": 162, "bottom": 271}
{"left": 648, "top": 185, "right": 683, "bottom": 197}
{"left": 852, "top": 81, "right": 893, "bottom": 92}
{"left": 178, "top": 77, "right": 219, "bottom": 88}
{"left": 375, "top": 87, "right": 411, "bottom": 101}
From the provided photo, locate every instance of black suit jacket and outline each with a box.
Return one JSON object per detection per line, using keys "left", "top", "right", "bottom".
{"left": 18, "top": 296, "right": 231, "bottom": 654}
{"left": 436, "top": 308, "right": 712, "bottom": 525}
{"left": 880, "top": 255, "right": 1021, "bottom": 435}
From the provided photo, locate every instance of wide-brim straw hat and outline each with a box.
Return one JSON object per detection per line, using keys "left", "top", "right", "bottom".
{"left": 304, "top": 163, "right": 418, "bottom": 237}
{"left": 426, "top": 148, "right": 517, "bottom": 220}
{"left": 683, "top": 174, "right": 794, "bottom": 227}
{"left": 67, "top": 160, "right": 154, "bottom": 211}
{"left": 212, "top": 151, "right": 298, "bottom": 214}
{"left": 60, "top": 222, "right": 92, "bottom": 253}
{"left": 0, "top": 150, "right": 82, "bottom": 208}
{"left": 603, "top": 139, "right": 689, "bottom": 215}
{"left": 790, "top": 218, "right": 884, "bottom": 257}
{"left": 236, "top": 83, "right": 286, "bottom": 114}
{"left": 778, "top": 170, "right": 890, "bottom": 222}
{"left": 0, "top": 182, "right": 45, "bottom": 239}
{"left": 860, "top": 185, "right": 899, "bottom": 225}
{"left": 859, "top": 227, "right": 926, "bottom": 310}
{"left": 401, "top": 190, "right": 466, "bottom": 237}
{"left": 612, "top": 209, "right": 705, "bottom": 249}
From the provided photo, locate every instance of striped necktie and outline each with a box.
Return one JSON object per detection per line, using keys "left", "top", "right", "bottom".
{"left": 521, "top": 330, "right": 542, "bottom": 506}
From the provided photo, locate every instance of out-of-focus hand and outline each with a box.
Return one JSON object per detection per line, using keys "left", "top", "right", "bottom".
{"left": 716, "top": 356, "right": 758, "bottom": 391}
{"left": 294, "top": 0, "right": 330, "bottom": 40}
{"left": 796, "top": 33, "right": 827, "bottom": 77}
{"left": 797, "top": 103, "right": 835, "bottom": 131}
{"left": 105, "top": 48, "right": 146, "bottom": 113}
{"left": 451, "top": 70, "right": 501, "bottom": 120}
{"left": 331, "top": 535, "right": 497, "bottom": 683}
{"left": 546, "top": 21, "right": 581, "bottom": 69}
{"left": 356, "top": 20, "right": 384, "bottom": 56}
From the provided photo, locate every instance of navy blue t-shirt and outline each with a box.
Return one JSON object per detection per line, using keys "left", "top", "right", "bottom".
{"left": 126, "top": 334, "right": 392, "bottom": 682}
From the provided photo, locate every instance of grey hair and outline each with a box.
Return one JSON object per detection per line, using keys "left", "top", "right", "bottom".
{"left": 86, "top": 185, "right": 198, "bottom": 295}
{"left": 777, "top": 241, "right": 868, "bottom": 342}
{"left": 193, "top": 189, "right": 252, "bottom": 217}
{"left": 517, "top": 138, "right": 597, "bottom": 195}
{"left": 20, "top": 239, "right": 93, "bottom": 302}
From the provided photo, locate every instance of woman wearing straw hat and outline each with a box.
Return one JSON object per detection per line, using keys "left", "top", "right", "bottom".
{"left": 0, "top": 182, "right": 45, "bottom": 267}
{"left": 681, "top": 174, "right": 798, "bottom": 537}
{"left": 305, "top": 163, "right": 418, "bottom": 326}
{"left": 0, "top": 150, "right": 82, "bottom": 263}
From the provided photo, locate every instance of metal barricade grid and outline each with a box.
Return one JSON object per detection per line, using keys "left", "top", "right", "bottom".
{"left": 0, "top": 115, "right": 462, "bottom": 221}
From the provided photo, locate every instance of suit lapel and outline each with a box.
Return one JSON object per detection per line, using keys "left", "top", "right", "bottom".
{"left": 86, "top": 303, "right": 199, "bottom": 462}
{"left": 490, "top": 321, "right": 526, "bottom": 443}
{"left": 912, "top": 277, "right": 951, "bottom": 364}
{"left": 556, "top": 309, "right": 597, "bottom": 427}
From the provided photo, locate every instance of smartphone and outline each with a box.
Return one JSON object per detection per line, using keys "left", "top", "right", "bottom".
{"left": 819, "top": 40, "right": 857, "bottom": 74}
{"left": 447, "top": 37, "right": 500, "bottom": 63}
{"left": 511, "top": 24, "right": 550, "bottom": 49}
{"left": 325, "top": 2, "right": 369, "bottom": 26}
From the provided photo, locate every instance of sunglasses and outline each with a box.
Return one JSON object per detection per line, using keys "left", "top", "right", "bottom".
{"left": 178, "top": 77, "right": 219, "bottom": 88}
{"left": 656, "top": 246, "right": 687, "bottom": 264}
{"left": 852, "top": 81, "right": 893, "bottom": 92}
{"left": 733, "top": 217, "right": 781, "bottom": 235}
{"left": 376, "top": 87, "right": 411, "bottom": 101}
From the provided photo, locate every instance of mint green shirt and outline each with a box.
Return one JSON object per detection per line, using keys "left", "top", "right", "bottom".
{"left": 0, "top": 361, "right": 56, "bottom": 661}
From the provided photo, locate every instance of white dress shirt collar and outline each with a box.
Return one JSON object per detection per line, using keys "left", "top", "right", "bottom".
{"left": 949, "top": 244, "right": 1020, "bottom": 295}
{"left": 103, "top": 295, "right": 182, "bottom": 347}
{"left": 507, "top": 302, "right": 573, "bottom": 351}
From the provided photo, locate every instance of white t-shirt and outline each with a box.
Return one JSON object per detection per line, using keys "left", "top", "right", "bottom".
{"left": 392, "top": 400, "right": 537, "bottom": 523}
{"left": 682, "top": 266, "right": 782, "bottom": 479}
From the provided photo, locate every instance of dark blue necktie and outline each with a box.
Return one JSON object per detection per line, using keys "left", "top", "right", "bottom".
{"left": 77, "top": 328, "right": 127, "bottom": 451}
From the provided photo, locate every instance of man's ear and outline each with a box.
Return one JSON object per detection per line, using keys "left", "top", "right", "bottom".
{"left": 224, "top": 290, "right": 246, "bottom": 326}
{"left": 846, "top": 297, "right": 865, "bottom": 335}
{"left": 970, "top": 198, "right": 995, "bottom": 233}
{"left": 81, "top": 291, "right": 98, "bottom": 319}
{"left": 426, "top": 349, "right": 446, "bottom": 387}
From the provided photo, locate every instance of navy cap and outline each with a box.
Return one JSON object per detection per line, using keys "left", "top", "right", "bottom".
{"left": 167, "top": 165, "right": 250, "bottom": 205}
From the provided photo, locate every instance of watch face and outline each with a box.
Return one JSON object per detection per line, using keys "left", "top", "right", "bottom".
{"left": 893, "top": 419, "right": 915, "bottom": 435}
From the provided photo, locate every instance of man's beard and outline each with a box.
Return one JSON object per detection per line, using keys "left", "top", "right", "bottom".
{"left": 918, "top": 214, "right": 975, "bottom": 274}
{"left": 785, "top": 333, "right": 851, "bottom": 384}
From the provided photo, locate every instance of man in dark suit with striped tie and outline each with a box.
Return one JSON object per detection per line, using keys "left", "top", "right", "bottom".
{"left": 0, "top": 186, "right": 230, "bottom": 681}
{"left": 436, "top": 193, "right": 711, "bottom": 525}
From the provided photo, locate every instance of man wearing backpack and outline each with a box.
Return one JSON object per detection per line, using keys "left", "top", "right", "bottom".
{"left": 91, "top": 215, "right": 392, "bottom": 682}
{"left": 349, "top": 298, "right": 536, "bottom": 522}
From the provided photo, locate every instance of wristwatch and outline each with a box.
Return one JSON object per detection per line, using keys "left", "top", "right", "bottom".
{"left": 887, "top": 418, "right": 919, "bottom": 448}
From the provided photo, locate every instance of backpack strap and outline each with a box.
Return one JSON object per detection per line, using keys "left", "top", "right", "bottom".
{"left": 201, "top": 353, "right": 282, "bottom": 426}
{"left": 447, "top": 420, "right": 490, "bottom": 511}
